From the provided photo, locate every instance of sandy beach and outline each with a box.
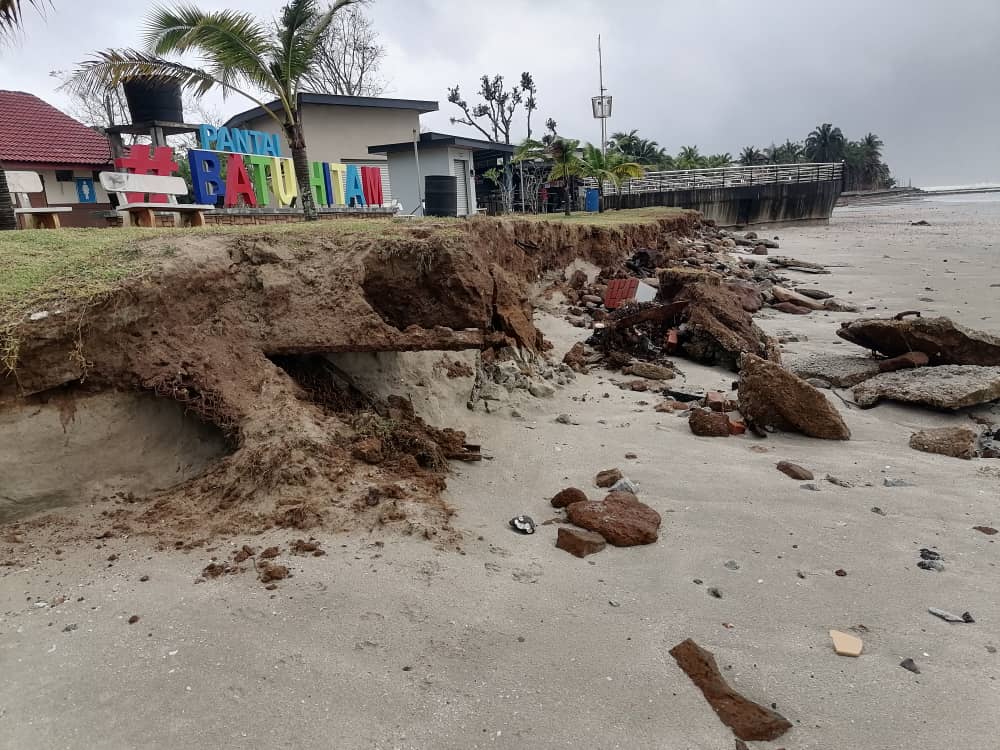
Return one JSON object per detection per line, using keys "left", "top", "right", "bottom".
{"left": 2, "top": 197, "right": 999, "bottom": 749}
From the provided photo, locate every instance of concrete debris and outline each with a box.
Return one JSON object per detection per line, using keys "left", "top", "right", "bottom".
{"left": 555, "top": 527, "right": 607, "bottom": 558}
{"left": 738, "top": 354, "right": 851, "bottom": 440}
{"left": 784, "top": 353, "right": 881, "bottom": 388}
{"left": 772, "top": 285, "right": 825, "bottom": 310}
{"left": 768, "top": 256, "right": 830, "bottom": 274}
{"left": 623, "top": 361, "right": 676, "bottom": 380}
{"left": 669, "top": 638, "right": 792, "bottom": 742}
{"left": 973, "top": 526, "right": 998, "bottom": 535}
{"left": 689, "top": 408, "right": 735, "bottom": 437}
{"left": 899, "top": 658, "right": 921, "bottom": 674}
{"left": 853, "top": 366, "right": 1000, "bottom": 409}
{"left": 877, "top": 351, "right": 930, "bottom": 373}
{"left": 565, "top": 491, "right": 661, "bottom": 546}
{"left": 837, "top": 316, "right": 1000, "bottom": 366}
{"left": 909, "top": 427, "right": 979, "bottom": 460}
{"left": 609, "top": 477, "right": 640, "bottom": 495}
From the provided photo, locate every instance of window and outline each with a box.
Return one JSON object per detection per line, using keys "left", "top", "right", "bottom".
{"left": 55, "top": 170, "right": 74, "bottom": 182}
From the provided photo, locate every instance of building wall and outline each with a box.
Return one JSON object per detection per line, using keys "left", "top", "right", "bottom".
{"left": 8, "top": 165, "right": 113, "bottom": 228}
{"left": 447, "top": 148, "right": 476, "bottom": 216}
{"left": 385, "top": 147, "right": 463, "bottom": 216}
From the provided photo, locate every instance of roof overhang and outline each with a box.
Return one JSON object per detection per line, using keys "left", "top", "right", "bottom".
{"left": 369, "top": 132, "right": 516, "bottom": 156}
{"left": 224, "top": 93, "right": 439, "bottom": 129}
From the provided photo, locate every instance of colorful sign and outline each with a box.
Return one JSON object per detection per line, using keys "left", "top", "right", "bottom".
{"left": 186, "top": 125, "right": 385, "bottom": 209}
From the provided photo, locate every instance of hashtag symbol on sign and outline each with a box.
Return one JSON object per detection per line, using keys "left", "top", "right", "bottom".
{"left": 114, "top": 145, "right": 179, "bottom": 203}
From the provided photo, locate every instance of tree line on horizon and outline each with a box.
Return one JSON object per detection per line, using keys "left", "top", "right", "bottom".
{"left": 607, "top": 124, "right": 895, "bottom": 191}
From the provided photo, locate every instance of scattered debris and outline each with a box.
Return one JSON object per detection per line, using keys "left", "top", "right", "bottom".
{"left": 826, "top": 475, "right": 853, "bottom": 488}
{"left": 830, "top": 629, "right": 863, "bottom": 656}
{"left": 551, "top": 487, "right": 589, "bottom": 508}
{"left": 883, "top": 478, "right": 910, "bottom": 487}
{"left": 973, "top": 526, "right": 998, "bottom": 535}
{"left": 724, "top": 560, "right": 740, "bottom": 570}
{"left": 708, "top": 587, "right": 723, "bottom": 599}
{"left": 738, "top": 354, "right": 851, "bottom": 440}
{"left": 776, "top": 461, "right": 814, "bottom": 480}
{"left": 871, "top": 506, "right": 887, "bottom": 516}
{"left": 555, "top": 527, "right": 607, "bottom": 558}
{"left": 918, "top": 560, "right": 945, "bottom": 572}
{"left": 854, "top": 365, "right": 1000, "bottom": 410}
{"left": 565, "top": 491, "right": 661, "bottom": 546}
{"left": 509, "top": 516, "right": 536, "bottom": 535}
{"left": 911, "top": 220, "right": 931, "bottom": 226}
{"left": 878, "top": 351, "right": 930, "bottom": 373}
{"left": 689, "top": 408, "right": 735, "bottom": 437}
{"left": 609, "top": 477, "right": 640, "bottom": 495}
{"left": 669, "top": 638, "right": 792, "bottom": 742}
{"left": 909, "top": 427, "right": 979, "bottom": 460}
{"left": 624, "top": 361, "right": 676, "bottom": 381}
{"left": 595, "top": 468, "right": 624, "bottom": 488}
{"left": 785, "top": 352, "right": 883, "bottom": 388}
{"left": 837, "top": 316, "right": 1000, "bottom": 366}
{"left": 928, "top": 607, "right": 974, "bottom": 623}
{"left": 127, "top": 615, "right": 140, "bottom": 625}
{"left": 835, "top": 569, "right": 847, "bottom": 577}
{"left": 257, "top": 561, "right": 289, "bottom": 583}
{"left": 899, "top": 658, "right": 921, "bottom": 674}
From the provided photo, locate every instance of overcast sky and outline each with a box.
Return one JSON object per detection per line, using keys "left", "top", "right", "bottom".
{"left": 3, "top": 0, "right": 998, "bottom": 187}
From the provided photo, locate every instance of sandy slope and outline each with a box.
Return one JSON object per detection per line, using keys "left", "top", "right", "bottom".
{"left": 2, "top": 200, "right": 999, "bottom": 749}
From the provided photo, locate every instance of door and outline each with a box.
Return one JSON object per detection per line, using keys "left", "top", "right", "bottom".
{"left": 453, "top": 159, "right": 469, "bottom": 216}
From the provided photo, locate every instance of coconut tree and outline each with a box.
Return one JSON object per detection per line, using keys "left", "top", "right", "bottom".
{"left": 546, "top": 138, "right": 583, "bottom": 216}
{"left": 1, "top": 1, "right": 51, "bottom": 229}
{"left": 739, "top": 146, "right": 765, "bottom": 166}
{"left": 579, "top": 143, "right": 643, "bottom": 211}
{"left": 804, "top": 123, "right": 846, "bottom": 163}
{"left": 70, "top": 0, "right": 358, "bottom": 221}
{"left": 705, "top": 153, "right": 733, "bottom": 168}
{"left": 675, "top": 145, "right": 706, "bottom": 170}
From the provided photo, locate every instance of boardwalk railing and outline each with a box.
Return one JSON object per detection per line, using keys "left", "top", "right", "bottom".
{"left": 583, "top": 162, "right": 843, "bottom": 195}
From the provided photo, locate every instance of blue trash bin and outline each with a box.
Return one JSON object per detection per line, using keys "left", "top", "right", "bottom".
{"left": 585, "top": 188, "right": 600, "bottom": 212}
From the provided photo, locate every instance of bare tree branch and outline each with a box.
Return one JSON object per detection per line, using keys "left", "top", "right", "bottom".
{"left": 302, "top": 3, "right": 386, "bottom": 96}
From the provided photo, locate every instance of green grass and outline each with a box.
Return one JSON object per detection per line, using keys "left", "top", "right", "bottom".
{"left": 510, "top": 206, "right": 690, "bottom": 225}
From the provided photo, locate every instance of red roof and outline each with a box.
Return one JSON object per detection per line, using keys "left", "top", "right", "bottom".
{"left": 0, "top": 90, "right": 113, "bottom": 167}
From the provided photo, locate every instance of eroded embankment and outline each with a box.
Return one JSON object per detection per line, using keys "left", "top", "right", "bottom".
{"left": 0, "top": 212, "right": 698, "bottom": 545}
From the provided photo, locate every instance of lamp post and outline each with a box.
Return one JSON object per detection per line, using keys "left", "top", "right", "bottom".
{"left": 592, "top": 35, "right": 612, "bottom": 159}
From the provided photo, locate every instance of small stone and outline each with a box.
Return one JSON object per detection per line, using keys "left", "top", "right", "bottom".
{"left": 918, "top": 560, "right": 945, "bottom": 572}
{"left": 628, "top": 379, "right": 649, "bottom": 392}
{"left": 626, "top": 362, "right": 675, "bottom": 381}
{"left": 608, "top": 600, "right": 621, "bottom": 607}
{"left": 801, "top": 483, "right": 820, "bottom": 492}
{"left": 708, "top": 587, "right": 723, "bottom": 599}
{"left": 62, "top": 624, "right": 78, "bottom": 633}
{"left": 625, "top": 452, "right": 638, "bottom": 459}
{"left": 724, "top": 560, "right": 740, "bottom": 570}
{"left": 556, "top": 527, "right": 606, "bottom": 558}
{"left": 529, "top": 382, "right": 555, "bottom": 398}
{"left": 973, "top": 526, "right": 998, "bottom": 535}
{"left": 899, "top": 658, "right": 920, "bottom": 674}
{"left": 883, "top": 478, "right": 910, "bottom": 487}
{"left": 693, "top": 579, "right": 703, "bottom": 585}
{"left": 909, "top": 427, "right": 978, "bottom": 460}
{"left": 962, "top": 611, "right": 975, "bottom": 623}
{"left": 352, "top": 437, "right": 384, "bottom": 464}
{"left": 987, "top": 645, "right": 997, "bottom": 654}
{"left": 595, "top": 468, "right": 624, "bottom": 488}
{"left": 139, "top": 575, "right": 150, "bottom": 582}
{"left": 826, "top": 475, "right": 853, "bottom": 488}
{"left": 776, "top": 461, "right": 814, "bottom": 480}
{"left": 871, "top": 506, "right": 887, "bottom": 516}
{"left": 919, "top": 548, "right": 942, "bottom": 561}
{"left": 555, "top": 413, "right": 575, "bottom": 425}
{"left": 128, "top": 615, "right": 140, "bottom": 625}
{"left": 830, "top": 629, "right": 863, "bottom": 656}
{"left": 928, "top": 607, "right": 966, "bottom": 623}
{"left": 835, "top": 569, "right": 847, "bottom": 577}
{"left": 551, "top": 487, "right": 588, "bottom": 508}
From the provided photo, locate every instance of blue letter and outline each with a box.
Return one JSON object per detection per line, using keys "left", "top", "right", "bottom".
{"left": 188, "top": 149, "right": 225, "bottom": 205}
{"left": 345, "top": 164, "right": 366, "bottom": 207}
{"left": 198, "top": 124, "right": 218, "bottom": 150}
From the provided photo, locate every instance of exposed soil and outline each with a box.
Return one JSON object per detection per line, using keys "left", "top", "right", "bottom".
{"left": 0, "top": 213, "right": 697, "bottom": 549}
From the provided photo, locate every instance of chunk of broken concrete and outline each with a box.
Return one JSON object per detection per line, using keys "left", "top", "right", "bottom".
{"left": 689, "top": 408, "right": 733, "bottom": 437}
{"left": 556, "top": 527, "right": 607, "bottom": 558}
{"left": 551, "top": 487, "right": 589, "bottom": 508}
{"left": 909, "top": 427, "right": 979, "bottom": 460}
{"left": 625, "top": 361, "right": 676, "bottom": 381}
{"left": 928, "top": 607, "right": 968, "bottom": 623}
{"left": 738, "top": 354, "right": 851, "bottom": 440}
{"left": 853, "top": 366, "right": 1000, "bottom": 410}
{"left": 772, "top": 285, "right": 824, "bottom": 310}
{"left": 785, "top": 352, "right": 882, "bottom": 388}
{"left": 877, "top": 351, "right": 930, "bottom": 373}
{"left": 669, "top": 638, "right": 792, "bottom": 742}
{"left": 837, "top": 316, "right": 1000, "bottom": 366}
{"left": 776, "top": 461, "right": 814, "bottom": 480}
{"left": 565, "top": 491, "right": 661, "bottom": 546}
{"left": 595, "top": 468, "right": 624, "bottom": 488}
{"left": 830, "top": 629, "right": 864, "bottom": 656}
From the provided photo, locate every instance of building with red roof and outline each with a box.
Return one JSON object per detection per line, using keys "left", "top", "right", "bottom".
{"left": 1, "top": 90, "right": 115, "bottom": 227}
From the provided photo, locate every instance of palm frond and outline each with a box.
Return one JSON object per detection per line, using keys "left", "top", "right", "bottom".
{"left": 1, "top": 0, "right": 47, "bottom": 35}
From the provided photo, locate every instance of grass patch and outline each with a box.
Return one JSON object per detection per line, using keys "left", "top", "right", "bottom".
{"left": 509, "top": 207, "right": 690, "bottom": 226}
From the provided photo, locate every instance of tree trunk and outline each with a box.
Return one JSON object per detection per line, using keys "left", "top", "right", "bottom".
{"left": 285, "top": 121, "right": 318, "bottom": 221}
{"left": 563, "top": 168, "right": 571, "bottom": 217}
{"left": 0, "top": 165, "right": 17, "bottom": 231}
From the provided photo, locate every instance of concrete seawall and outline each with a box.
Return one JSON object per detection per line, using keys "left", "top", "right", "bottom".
{"left": 611, "top": 178, "right": 842, "bottom": 227}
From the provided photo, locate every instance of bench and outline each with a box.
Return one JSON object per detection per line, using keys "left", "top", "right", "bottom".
{"left": 4, "top": 171, "right": 73, "bottom": 229}
{"left": 99, "top": 172, "right": 215, "bottom": 228}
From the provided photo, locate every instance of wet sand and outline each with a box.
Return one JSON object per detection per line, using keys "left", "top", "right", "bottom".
{"left": 2, "top": 198, "right": 999, "bottom": 749}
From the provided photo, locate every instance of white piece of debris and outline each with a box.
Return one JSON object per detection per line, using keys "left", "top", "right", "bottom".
{"left": 28, "top": 311, "right": 50, "bottom": 321}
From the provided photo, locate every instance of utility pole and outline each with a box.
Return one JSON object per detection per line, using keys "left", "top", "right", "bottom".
{"left": 598, "top": 35, "right": 607, "bottom": 159}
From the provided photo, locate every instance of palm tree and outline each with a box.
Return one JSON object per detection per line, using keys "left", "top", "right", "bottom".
{"left": 675, "top": 145, "right": 706, "bottom": 170}
{"left": 547, "top": 138, "right": 583, "bottom": 216}
{"left": 804, "top": 123, "right": 846, "bottom": 163}
{"left": 70, "top": 0, "right": 358, "bottom": 221}
{"left": 859, "top": 132, "right": 885, "bottom": 188}
{"left": 1, "top": 1, "right": 50, "bottom": 229}
{"left": 608, "top": 129, "right": 668, "bottom": 167}
{"left": 579, "top": 143, "right": 643, "bottom": 211}
{"left": 705, "top": 153, "right": 732, "bottom": 168}
{"left": 739, "top": 146, "right": 765, "bottom": 166}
